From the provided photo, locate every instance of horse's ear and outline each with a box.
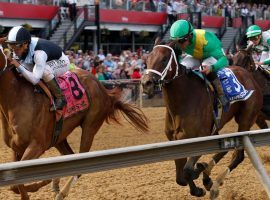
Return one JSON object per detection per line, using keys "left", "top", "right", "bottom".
{"left": 154, "top": 37, "right": 161, "bottom": 46}
{"left": 245, "top": 43, "right": 253, "bottom": 52}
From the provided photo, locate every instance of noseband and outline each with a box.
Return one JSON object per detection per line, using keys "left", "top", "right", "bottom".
{"left": 145, "top": 45, "right": 180, "bottom": 84}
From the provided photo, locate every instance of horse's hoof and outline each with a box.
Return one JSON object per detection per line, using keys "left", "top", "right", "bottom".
{"left": 210, "top": 189, "right": 219, "bottom": 200}
{"left": 190, "top": 187, "right": 206, "bottom": 197}
{"left": 210, "top": 186, "right": 220, "bottom": 200}
{"left": 203, "top": 175, "right": 213, "bottom": 191}
{"left": 55, "top": 193, "right": 64, "bottom": 200}
{"left": 176, "top": 178, "right": 188, "bottom": 186}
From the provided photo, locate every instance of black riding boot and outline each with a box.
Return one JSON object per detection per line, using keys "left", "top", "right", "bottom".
{"left": 47, "top": 78, "right": 67, "bottom": 111}
{"left": 212, "top": 78, "right": 229, "bottom": 107}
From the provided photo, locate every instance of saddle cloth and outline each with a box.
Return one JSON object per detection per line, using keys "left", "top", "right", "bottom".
{"left": 57, "top": 71, "right": 89, "bottom": 119}
{"left": 217, "top": 68, "right": 254, "bottom": 104}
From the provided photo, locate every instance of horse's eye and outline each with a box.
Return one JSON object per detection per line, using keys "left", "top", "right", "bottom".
{"left": 162, "top": 58, "right": 167, "bottom": 64}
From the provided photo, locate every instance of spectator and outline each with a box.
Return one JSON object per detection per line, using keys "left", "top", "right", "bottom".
{"left": 97, "top": 49, "right": 105, "bottom": 61}
{"left": 131, "top": 66, "right": 141, "bottom": 79}
{"left": 103, "top": 53, "right": 117, "bottom": 72}
{"left": 264, "top": 5, "right": 270, "bottom": 20}
{"left": 112, "top": 61, "right": 128, "bottom": 79}
{"left": 68, "top": 56, "right": 76, "bottom": 71}
{"left": 95, "top": 64, "right": 106, "bottom": 80}
{"left": 68, "top": 0, "right": 77, "bottom": 21}
{"left": 167, "top": 2, "right": 176, "bottom": 26}
{"left": 82, "top": 55, "right": 91, "bottom": 71}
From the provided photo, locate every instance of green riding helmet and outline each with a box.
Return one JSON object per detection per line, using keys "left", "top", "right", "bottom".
{"left": 170, "top": 20, "right": 194, "bottom": 40}
{"left": 246, "top": 25, "right": 262, "bottom": 38}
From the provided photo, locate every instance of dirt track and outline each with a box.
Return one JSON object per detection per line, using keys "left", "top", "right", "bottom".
{"left": 0, "top": 107, "right": 270, "bottom": 200}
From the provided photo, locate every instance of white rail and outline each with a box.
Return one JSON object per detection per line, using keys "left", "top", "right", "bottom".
{"left": 1, "top": 129, "right": 270, "bottom": 195}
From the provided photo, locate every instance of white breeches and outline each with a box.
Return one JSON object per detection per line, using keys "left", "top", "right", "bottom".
{"left": 43, "top": 53, "right": 70, "bottom": 82}
{"left": 180, "top": 55, "right": 217, "bottom": 70}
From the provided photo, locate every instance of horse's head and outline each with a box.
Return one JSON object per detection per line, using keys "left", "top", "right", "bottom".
{"left": 142, "top": 40, "right": 182, "bottom": 98}
{"left": 0, "top": 47, "right": 8, "bottom": 77}
{"left": 233, "top": 46, "right": 256, "bottom": 72}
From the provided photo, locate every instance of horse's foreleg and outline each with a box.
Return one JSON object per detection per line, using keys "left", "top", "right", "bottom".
{"left": 55, "top": 176, "right": 79, "bottom": 200}
{"left": 175, "top": 158, "right": 188, "bottom": 186}
{"left": 56, "top": 118, "right": 102, "bottom": 199}
{"left": 188, "top": 180, "right": 206, "bottom": 197}
{"left": 183, "top": 156, "right": 202, "bottom": 180}
{"left": 197, "top": 151, "right": 228, "bottom": 191}
{"left": 16, "top": 141, "right": 46, "bottom": 199}
{"left": 210, "top": 149, "right": 244, "bottom": 200}
{"left": 53, "top": 140, "right": 76, "bottom": 199}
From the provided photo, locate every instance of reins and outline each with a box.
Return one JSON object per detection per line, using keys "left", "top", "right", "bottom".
{"left": 0, "top": 48, "right": 13, "bottom": 77}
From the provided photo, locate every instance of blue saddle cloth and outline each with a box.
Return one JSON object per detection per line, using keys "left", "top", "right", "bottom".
{"left": 217, "top": 68, "right": 254, "bottom": 104}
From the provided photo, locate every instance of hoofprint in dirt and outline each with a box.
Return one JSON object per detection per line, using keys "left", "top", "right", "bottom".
{"left": 0, "top": 107, "right": 269, "bottom": 200}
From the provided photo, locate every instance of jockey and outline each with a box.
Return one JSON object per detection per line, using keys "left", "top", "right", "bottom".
{"left": 170, "top": 19, "right": 229, "bottom": 107}
{"left": 5, "top": 26, "right": 70, "bottom": 111}
{"left": 246, "top": 25, "right": 270, "bottom": 67}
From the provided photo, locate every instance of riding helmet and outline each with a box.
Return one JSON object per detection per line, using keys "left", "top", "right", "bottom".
{"left": 6, "top": 26, "right": 31, "bottom": 44}
{"left": 170, "top": 20, "right": 194, "bottom": 40}
{"left": 246, "top": 25, "right": 262, "bottom": 38}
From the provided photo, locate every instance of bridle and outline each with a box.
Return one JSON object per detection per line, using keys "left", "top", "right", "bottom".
{"left": 0, "top": 49, "right": 9, "bottom": 77}
{"left": 145, "top": 45, "right": 181, "bottom": 84}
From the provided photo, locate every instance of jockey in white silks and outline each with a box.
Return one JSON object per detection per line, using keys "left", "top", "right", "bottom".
{"left": 4, "top": 26, "right": 70, "bottom": 111}
{"left": 246, "top": 25, "right": 270, "bottom": 69}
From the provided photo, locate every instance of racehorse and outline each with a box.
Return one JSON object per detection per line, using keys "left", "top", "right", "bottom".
{"left": 233, "top": 46, "right": 270, "bottom": 129}
{"left": 141, "top": 39, "right": 262, "bottom": 199}
{"left": 0, "top": 48, "right": 149, "bottom": 200}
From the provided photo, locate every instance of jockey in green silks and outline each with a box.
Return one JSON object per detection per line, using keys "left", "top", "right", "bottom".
{"left": 170, "top": 19, "right": 229, "bottom": 107}
{"left": 246, "top": 24, "right": 270, "bottom": 67}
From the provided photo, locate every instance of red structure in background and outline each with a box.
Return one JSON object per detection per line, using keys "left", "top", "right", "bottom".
{"left": 0, "top": 2, "right": 58, "bottom": 20}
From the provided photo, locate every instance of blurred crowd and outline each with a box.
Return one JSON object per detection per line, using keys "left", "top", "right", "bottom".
{"left": 167, "top": 0, "right": 270, "bottom": 20}
{"left": 8, "top": 0, "right": 270, "bottom": 21}
{"left": 65, "top": 47, "right": 148, "bottom": 81}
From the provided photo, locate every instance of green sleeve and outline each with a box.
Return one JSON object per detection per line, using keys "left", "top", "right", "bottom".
{"left": 267, "top": 39, "right": 270, "bottom": 46}
{"left": 212, "top": 55, "right": 229, "bottom": 72}
{"left": 204, "top": 32, "right": 229, "bottom": 72}
{"left": 263, "top": 59, "right": 270, "bottom": 65}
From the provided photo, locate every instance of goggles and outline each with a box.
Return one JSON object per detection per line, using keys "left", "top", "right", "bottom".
{"left": 248, "top": 35, "right": 260, "bottom": 41}
{"left": 178, "top": 36, "right": 189, "bottom": 43}
{"left": 7, "top": 43, "right": 24, "bottom": 50}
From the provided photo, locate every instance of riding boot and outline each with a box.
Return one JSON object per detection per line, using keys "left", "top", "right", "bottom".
{"left": 212, "top": 78, "right": 229, "bottom": 107}
{"left": 46, "top": 78, "right": 66, "bottom": 111}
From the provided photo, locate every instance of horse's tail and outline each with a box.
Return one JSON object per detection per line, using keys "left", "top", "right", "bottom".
{"left": 106, "top": 87, "right": 149, "bottom": 133}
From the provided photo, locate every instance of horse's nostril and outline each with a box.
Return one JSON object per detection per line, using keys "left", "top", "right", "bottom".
{"left": 145, "top": 80, "right": 153, "bottom": 86}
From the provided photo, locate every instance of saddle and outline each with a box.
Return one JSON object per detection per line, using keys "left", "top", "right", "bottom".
{"left": 35, "top": 71, "right": 90, "bottom": 146}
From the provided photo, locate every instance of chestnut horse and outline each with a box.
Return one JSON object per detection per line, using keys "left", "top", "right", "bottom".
{"left": 233, "top": 47, "right": 270, "bottom": 129}
{"left": 141, "top": 40, "right": 262, "bottom": 199}
{"left": 0, "top": 48, "right": 148, "bottom": 200}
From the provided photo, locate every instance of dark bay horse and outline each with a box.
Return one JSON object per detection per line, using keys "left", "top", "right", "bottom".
{"left": 0, "top": 48, "right": 148, "bottom": 200}
{"left": 141, "top": 40, "right": 262, "bottom": 199}
{"left": 233, "top": 47, "right": 270, "bottom": 129}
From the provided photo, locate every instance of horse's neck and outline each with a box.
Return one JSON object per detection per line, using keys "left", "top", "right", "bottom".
{"left": 162, "top": 75, "right": 206, "bottom": 112}
{"left": 0, "top": 71, "right": 25, "bottom": 111}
